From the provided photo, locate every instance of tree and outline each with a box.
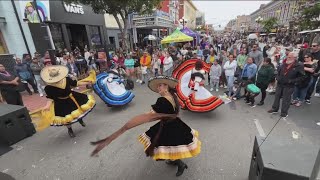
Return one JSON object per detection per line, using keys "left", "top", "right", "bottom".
{"left": 260, "top": 17, "right": 278, "bottom": 33}
{"left": 297, "top": 2, "right": 320, "bottom": 30}
{"left": 64, "top": 0, "right": 162, "bottom": 51}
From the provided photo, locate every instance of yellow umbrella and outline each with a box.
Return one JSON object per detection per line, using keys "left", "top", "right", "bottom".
{"left": 161, "top": 29, "right": 194, "bottom": 44}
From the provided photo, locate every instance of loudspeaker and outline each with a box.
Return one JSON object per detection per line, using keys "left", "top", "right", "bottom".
{"left": 0, "top": 104, "right": 36, "bottom": 145}
{"left": 249, "top": 136, "right": 317, "bottom": 180}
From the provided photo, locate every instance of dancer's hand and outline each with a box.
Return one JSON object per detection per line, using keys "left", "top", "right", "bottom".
{"left": 90, "top": 138, "right": 112, "bottom": 157}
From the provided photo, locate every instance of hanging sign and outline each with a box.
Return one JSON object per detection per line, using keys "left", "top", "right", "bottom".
{"left": 63, "top": 3, "right": 84, "bottom": 14}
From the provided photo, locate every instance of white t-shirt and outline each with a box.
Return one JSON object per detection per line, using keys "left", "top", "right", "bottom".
{"left": 223, "top": 60, "right": 237, "bottom": 76}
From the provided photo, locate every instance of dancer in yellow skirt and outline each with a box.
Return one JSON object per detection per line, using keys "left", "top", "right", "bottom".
{"left": 40, "top": 65, "right": 95, "bottom": 137}
{"left": 90, "top": 76, "right": 201, "bottom": 177}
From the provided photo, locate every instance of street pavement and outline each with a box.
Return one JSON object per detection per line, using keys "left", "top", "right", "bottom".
{"left": 0, "top": 84, "right": 319, "bottom": 180}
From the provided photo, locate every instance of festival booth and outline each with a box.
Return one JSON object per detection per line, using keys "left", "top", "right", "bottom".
{"left": 161, "top": 29, "right": 194, "bottom": 45}
{"left": 180, "top": 27, "right": 200, "bottom": 46}
{"left": 172, "top": 59, "right": 223, "bottom": 112}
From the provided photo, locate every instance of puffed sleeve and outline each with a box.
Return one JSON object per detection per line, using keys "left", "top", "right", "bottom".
{"left": 151, "top": 97, "right": 168, "bottom": 113}
{"left": 66, "top": 77, "right": 77, "bottom": 87}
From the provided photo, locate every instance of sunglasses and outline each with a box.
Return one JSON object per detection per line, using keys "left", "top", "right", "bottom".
{"left": 312, "top": 45, "right": 318, "bottom": 47}
{"left": 304, "top": 56, "right": 310, "bottom": 58}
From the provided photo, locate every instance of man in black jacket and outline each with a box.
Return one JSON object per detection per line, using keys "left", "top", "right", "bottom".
{"left": 268, "top": 52, "right": 305, "bottom": 118}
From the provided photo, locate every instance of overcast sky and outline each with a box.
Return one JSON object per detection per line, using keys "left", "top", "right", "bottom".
{"left": 193, "top": 1, "right": 270, "bottom": 30}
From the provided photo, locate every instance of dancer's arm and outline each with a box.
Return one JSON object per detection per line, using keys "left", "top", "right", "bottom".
{"left": 90, "top": 113, "right": 176, "bottom": 156}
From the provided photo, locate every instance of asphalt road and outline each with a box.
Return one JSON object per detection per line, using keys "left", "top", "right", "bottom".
{"left": 0, "top": 84, "right": 319, "bottom": 180}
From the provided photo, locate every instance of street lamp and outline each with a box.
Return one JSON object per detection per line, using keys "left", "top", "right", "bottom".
{"left": 179, "top": 17, "right": 188, "bottom": 29}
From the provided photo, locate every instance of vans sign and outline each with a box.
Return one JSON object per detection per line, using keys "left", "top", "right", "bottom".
{"left": 63, "top": 3, "right": 84, "bottom": 14}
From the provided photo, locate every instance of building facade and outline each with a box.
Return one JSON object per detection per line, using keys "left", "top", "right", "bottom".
{"left": 178, "top": 0, "right": 197, "bottom": 29}
{"left": 249, "top": 0, "right": 302, "bottom": 32}
{"left": 196, "top": 11, "right": 205, "bottom": 27}
{"left": 225, "top": 19, "right": 236, "bottom": 32}
{"left": 0, "top": 1, "right": 37, "bottom": 58}
{"left": 235, "top": 15, "right": 250, "bottom": 32}
{"left": 46, "top": 0, "right": 106, "bottom": 53}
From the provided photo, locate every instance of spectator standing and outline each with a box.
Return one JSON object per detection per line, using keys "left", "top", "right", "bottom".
{"left": 236, "top": 48, "right": 248, "bottom": 77}
{"left": 151, "top": 54, "right": 161, "bottom": 77}
{"left": 23, "top": 54, "right": 32, "bottom": 67}
{"left": 255, "top": 58, "right": 275, "bottom": 106}
{"left": 307, "top": 41, "right": 320, "bottom": 98}
{"left": 140, "top": 51, "right": 151, "bottom": 84}
{"left": 195, "top": 46, "right": 203, "bottom": 60}
{"left": 209, "top": 60, "right": 221, "bottom": 92}
{"left": 248, "top": 44, "right": 264, "bottom": 68}
{"left": 30, "top": 57, "right": 45, "bottom": 97}
{"left": 84, "top": 48, "right": 90, "bottom": 65}
{"left": 67, "top": 57, "right": 79, "bottom": 80}
{"left": 219, "top": 50, "right": 228, "bottom": 88}
{"left": 0, "top": 64, "right": 23, "bottom": 105}
{"left": 124, "top": 54, "right": 135, "bottom": 79}
{"left": 88, "top": 52, "right": 97, "bottom": 71}
{"left": 229, "top": 45, "right": 239, "bottom": 58}
{"left": 268, "top": 53, "right": 305, "bottom": 118}
{"left": 223, "top": 54, "right": 237, "bottom": 97}
{"left": 132, "top": 52, "right": 142, "bottom": 83}
{"left": 292, "top": 54, "right": 316, "bottom": 107}
{"left": 15, "top": 58, "right": 38, "bottom": 95}
{"left": 163, "top": 52, "right": 174, "bottom": 77}
{"left": 202, "top": 45, "right": 211, "bottom": 60}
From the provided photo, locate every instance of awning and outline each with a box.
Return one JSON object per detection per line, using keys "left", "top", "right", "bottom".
{"left": 161, "top": 29, "right": 193, "bottom": 44}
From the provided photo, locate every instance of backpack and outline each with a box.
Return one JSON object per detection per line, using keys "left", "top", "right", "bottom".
{"left": 125, "top": 79, "right": 134, "bottom": 90}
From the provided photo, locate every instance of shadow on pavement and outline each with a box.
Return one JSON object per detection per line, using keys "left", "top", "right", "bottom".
{"left": 0, "top": 173, "right": 15, "bottom": 180}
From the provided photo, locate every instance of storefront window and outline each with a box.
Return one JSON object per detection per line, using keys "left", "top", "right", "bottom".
{"left": 88, "top": 26, "right": 101, "bottom": 47}
{"left": 49, "top": 23, "right": 65, "bottom": 50}
{"left": 0, "top": 31, "right": 9, "bottom": 54}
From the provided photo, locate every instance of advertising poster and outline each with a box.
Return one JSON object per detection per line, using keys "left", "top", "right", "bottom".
{"left": 20, "top": 1, "right": 50, "bottom": 23}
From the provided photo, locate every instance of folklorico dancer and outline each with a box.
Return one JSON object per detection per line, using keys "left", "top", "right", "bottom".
{"left": 90, "top": 76, "right": 201, "bottom": 177}
{"left": 40, "top": 65, "right": 96, "bottom": 137}
{"left": 173, "top": 59, "right": 223, "bottom": 112}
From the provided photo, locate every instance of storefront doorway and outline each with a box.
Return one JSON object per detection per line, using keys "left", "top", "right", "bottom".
{"left": 66, "top": 24, "right": 89, "bottom": 51}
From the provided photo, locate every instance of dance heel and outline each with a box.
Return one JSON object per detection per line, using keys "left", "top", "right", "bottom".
{"left": 68, "top": 128, "right": 76, "bottom": 138}
{"left": 176, "top": 160, "right": 188, "bottom": 177}
{"left": 78, "top": 119, "right": 86, "bottom": 127}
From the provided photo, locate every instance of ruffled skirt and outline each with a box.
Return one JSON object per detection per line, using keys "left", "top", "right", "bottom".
{"left": 51, "top": 94, "right": 96, "bottom": 126}
{"left": 138, "top": 119, "right": 201, "bottom": 160}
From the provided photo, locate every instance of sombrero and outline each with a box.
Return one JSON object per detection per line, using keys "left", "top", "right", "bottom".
{"left": 148, "top": 76, "right": 178, "bottom": 93}
{"left": 40, "top": 65, "right": 68, "bottom": 84}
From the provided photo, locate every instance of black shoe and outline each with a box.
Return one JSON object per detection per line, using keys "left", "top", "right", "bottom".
{"left": 280, "top": 113, "right": 288, "bottom": 118}
{"left": 268, "top": 109, "right": 278, "bottom": 114}
{"left": 250, "top": 103, "right": 256, "bottom": 107}
{"left": 176, "top": 160, "right": 188, "bottom": 177}
{"left": 165, "top": 160, "right": 177, "bottom": 166}
{"left": 257, "top": 102, "right": 264, "bottom": 106}
{"left": 305, "top": 99, "right": 311, "bottom": 105}
{"left": 141, "top": 81, "right": 145, "bottom": 85}
{"left": 68, "top": 128, "right": 75, "bottom": 138}
{"left": 34, "top": 91, "right": 39, "bottom": 94}
{"left": 78, "top": 119, "right": 86, "bottom": 127}
{"left": 28, "top": 92, "right": 32, "bottom": 95}
{"left": 245, "top": 101, "right": 250, "bottom": 104}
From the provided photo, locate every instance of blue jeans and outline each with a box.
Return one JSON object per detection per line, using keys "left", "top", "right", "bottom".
{"left": 226, "top": 75, "right": 235, "bottom": 96}
{"left": 163, "top": 67, "right": 173, "bottom": 77}
{"left": 293, "top": 77, "right": 313, "bottom": 101}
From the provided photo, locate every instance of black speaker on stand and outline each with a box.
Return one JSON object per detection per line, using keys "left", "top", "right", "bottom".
{"left": 0, "top": 104, "right": 36, "bottom": 146}
{"left": 249, "top": 136, "right": 317, "bottom": 180}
